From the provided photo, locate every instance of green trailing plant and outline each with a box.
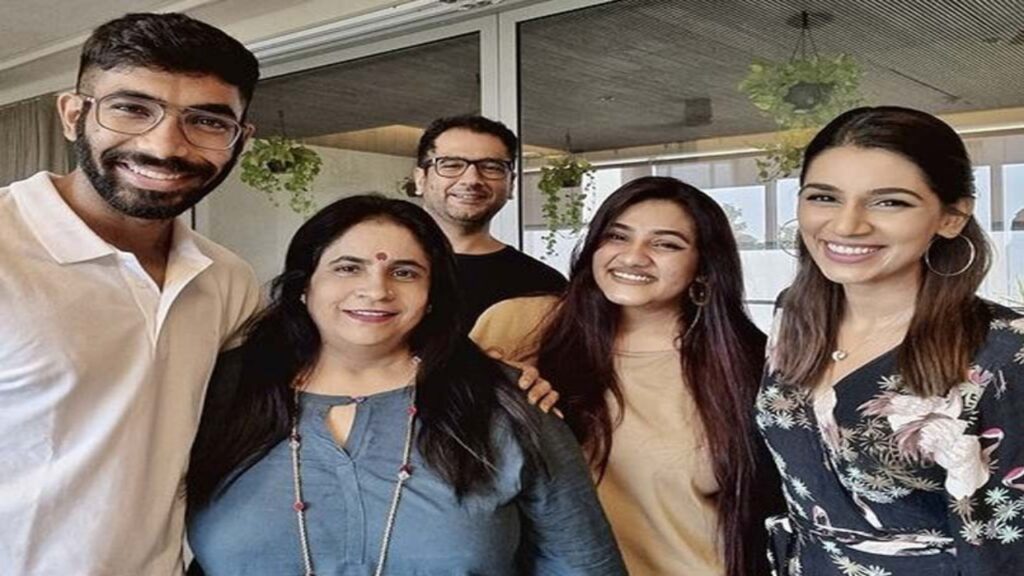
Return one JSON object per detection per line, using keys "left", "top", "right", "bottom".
{"left": 240, "top": 136, "right": 323, "bottom": 216}
{"left": 739, "top": 53, "right": 862, "bottom": 181}
{"left": 752, "top": 127, "right": 817, "bottom": 182}
{"left": 538, "top": 155, "right": 595, "bottom": 258}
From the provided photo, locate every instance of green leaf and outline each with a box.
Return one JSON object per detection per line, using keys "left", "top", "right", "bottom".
{"left": 239, "top": 136, "right": 322, "bottom": 216}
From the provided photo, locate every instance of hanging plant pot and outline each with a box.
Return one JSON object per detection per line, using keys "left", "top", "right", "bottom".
{"left": 240, "top": 136, "right": 323, "bottom": 216}
{"left": 538, "top": 155, "right": 595, "bottom": 258}
{"left": 265, "top": 158, "right": 295, "bottom": 174}
{"left": 784, "top": 81, "right": 834, "bottom": 112}
{"left": 739, "top": 54, "right": 862, "bottom": 181}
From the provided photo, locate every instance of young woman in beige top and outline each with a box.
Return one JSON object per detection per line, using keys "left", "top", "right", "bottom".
{"left": 472, "top": 176, "right": 781, "bottom": 576}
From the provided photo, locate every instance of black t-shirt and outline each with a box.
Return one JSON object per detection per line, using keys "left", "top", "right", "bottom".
{"left": 455, "top": 246, "right": 567, "bottom": 328}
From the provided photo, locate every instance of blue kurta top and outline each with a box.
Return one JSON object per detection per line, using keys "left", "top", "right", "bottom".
{"left": 188, "top": 384, "right": 625, "bottom": 575}
{"left": 758, "top": 301, "right": 1024, "bottom": 575}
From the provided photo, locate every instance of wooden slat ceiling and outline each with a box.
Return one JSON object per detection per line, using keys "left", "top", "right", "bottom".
{"left": 248, "top": 0, "right": 1024, "bottom": 155}
{"left": 247, "top": 34, "right": 481, "bottom": 142}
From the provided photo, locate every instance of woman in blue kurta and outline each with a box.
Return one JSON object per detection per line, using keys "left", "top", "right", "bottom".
{"left": 759, "top": 106, "right": 1024, "bottom": 575}
{"left": 185, "top": 195, "right": 625, "bottom": 576}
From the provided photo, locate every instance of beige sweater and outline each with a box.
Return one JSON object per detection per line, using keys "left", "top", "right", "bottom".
{"left": 472, "top": 296, "right": 723, "bottom": 576}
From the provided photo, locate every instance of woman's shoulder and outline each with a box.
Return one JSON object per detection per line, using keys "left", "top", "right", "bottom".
{"left": 470, "top": 295, "right": 560, "bottom": 362}
{"left": 984, "top": 299, "right": 1023, "bottom": 324}
{"left": 978, "top": 299, "right": 1024, "bottom": 367}
{"left": 475, "top": 295, "right": 561, "bottom": 326}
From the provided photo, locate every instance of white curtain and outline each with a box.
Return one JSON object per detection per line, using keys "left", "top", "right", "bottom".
{"left": 0, "top": 93, "right": 71, "bottom": 185}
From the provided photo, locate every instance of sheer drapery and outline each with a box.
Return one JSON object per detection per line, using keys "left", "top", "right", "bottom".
{"left": 0, "top": 93, "right": 71, "bottom": 185}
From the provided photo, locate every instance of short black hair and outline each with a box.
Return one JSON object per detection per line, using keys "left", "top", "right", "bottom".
{"left": 416, "top": 115, "right": 519, "bottom": 167}
{"left": 77, "top": 12, "right": 260, "bottom": 107}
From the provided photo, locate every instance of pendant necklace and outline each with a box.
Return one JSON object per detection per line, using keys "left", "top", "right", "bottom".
{"left": 830, "top": 311, "right": 913, "bottom": 363}
{"left": 289, "top": 367, "right": 419, "bottom": 576}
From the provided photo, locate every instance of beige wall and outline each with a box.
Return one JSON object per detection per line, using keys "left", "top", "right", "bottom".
{"left": 200, "top": 143, "right": 416, "bottom": 285}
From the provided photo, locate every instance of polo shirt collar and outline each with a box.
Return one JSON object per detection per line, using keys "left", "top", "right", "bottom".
{"left": 12, "top": 172, "right": 213, "bottom": 273}
{"left": 168, "top": 217, "right": 213, "bottom": 272}
{"left": 12, "top": 172, "right": 113, "bottom": 264}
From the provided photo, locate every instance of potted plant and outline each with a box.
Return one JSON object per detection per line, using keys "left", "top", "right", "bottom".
{"left": 739, "top": 53, "right": 862, "bottom": 180}
{"left": 240, "top": 136, "right": 323, "bottom": 216}
{"left": 537, "top": 155, "right": 595, "bottom": 258}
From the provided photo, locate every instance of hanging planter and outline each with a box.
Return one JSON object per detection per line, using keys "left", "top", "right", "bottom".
{"left": 739, "top": 12, "right": 863, "bottom": 181}
{"left": 397, "top": 175, "right": 418, "bottom": 197}
{"left": 538, "top": 155, "right": 595, "bottom": 258}
{"left": 240, "top": 135, "right": 322, "bottom": 216}
{"left": 739, "top": 54, "right": 862, "bottom": 130}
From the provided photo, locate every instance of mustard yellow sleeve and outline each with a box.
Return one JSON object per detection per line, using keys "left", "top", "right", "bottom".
{"left": 470, "top": 295, "right": 560, "bottom": 363}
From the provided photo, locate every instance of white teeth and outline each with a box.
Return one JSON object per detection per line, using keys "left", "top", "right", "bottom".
{"left": 827, "top": 242, "right": 878, "bottom": 255}
{"left": 125, "top": 164, "right": 185, "bottom": 181}
{"left": 349, "top": 310, "right": 391, "bottom": 317}
{"left": 611, "top": 270, "right": 654, "bottom": 283}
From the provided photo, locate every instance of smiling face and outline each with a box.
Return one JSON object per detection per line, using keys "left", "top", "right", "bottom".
{"left": 59, "top": 67, "right": 249, "bottom": 220}
{"left": 798, "top": 145, "right": 971, "bottom": 292}
{"left": 414, "top": 128, "right": 513, "bottom": 232}
{"left": 591, "top": 199, "right": 700, "bottom": 316}
{"left": 305, "top": 219, "right": 431, "bottom": 359}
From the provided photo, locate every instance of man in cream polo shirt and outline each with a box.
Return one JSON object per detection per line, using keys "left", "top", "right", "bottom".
{"left": 0, "top": 14, "right": 261, "bottom": 575}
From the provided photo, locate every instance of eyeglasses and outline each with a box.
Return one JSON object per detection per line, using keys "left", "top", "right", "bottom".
{"left": 78, "top": 93, "right": 244, "bottom": 151}
{"left": 422, "top": 156, "right": 514, "bottom": 180}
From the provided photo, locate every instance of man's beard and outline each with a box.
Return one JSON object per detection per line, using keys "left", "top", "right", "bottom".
{"left": 436, "top": 188, "right": 506, "bottom": 232}
{"left": 73, "top": 113, "right": 240, "bottom": 220}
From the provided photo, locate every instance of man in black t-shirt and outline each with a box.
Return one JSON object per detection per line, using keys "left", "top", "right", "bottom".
{"left": 414, "top": 115, "right": 567, "bottom": 326}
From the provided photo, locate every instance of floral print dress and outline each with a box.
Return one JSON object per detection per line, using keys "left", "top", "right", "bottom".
{"left": 757, "top": 303, "right": 1024, "bottom": 576}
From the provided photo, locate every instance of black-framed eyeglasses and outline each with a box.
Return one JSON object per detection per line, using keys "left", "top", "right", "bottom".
{"left": 422, "top": 156, "right": 514, "bottom": 180}
{"left": 78, "top": 93, "right": 244, "bottom": 151}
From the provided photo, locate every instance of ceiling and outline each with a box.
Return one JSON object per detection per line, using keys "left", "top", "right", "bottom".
{"left": 4, "top": 0, "right": 1024, "bottom": 155}
{"left": 248, "top": 33, "right": 481, "bottom": 141}
{"left": 245, "top": 0, "right": 1024, "bottom": 155}
{"left": 0, "top": 0, "right": 409, "bottom": 105}
{"left": 0, "top": 0, "right": 174, "bottom": 62}
{"left": 519, "top": 0, "right": 1024, "bottom": 152}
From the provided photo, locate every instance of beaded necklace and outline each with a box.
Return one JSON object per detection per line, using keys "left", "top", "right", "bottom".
{"left": 289, "top": 383, "right": 418, "bottom": 576}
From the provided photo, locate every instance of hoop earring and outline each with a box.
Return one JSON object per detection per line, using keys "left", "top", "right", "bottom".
{"left": 777, "top": 218, "right": 800, "bottom": 259}
{"left": 924, "top": 234, "right": 976, "bottom": 277}
{"left": 688, "top": 276, "right": 709, "bottom": 306}
{"left": 684, "top": 277, "right": 709, "bottom": 339}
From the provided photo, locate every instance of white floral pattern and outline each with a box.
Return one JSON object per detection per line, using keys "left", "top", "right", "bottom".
{"left": 758, "top": 303, "right": 1024, "bottom": 575}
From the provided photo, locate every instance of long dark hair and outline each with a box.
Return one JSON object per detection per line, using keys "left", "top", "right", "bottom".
{"left": 776, "top": 106, "right": 991, "bottom": 396}
{"left": 187, "top": 195, "right": 542, "bottom": 507}
{"left": 534, "top": 176, "right": 767, "bottom": 576}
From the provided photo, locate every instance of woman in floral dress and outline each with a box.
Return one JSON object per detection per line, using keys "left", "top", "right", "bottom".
{"left": 759, "top": 106, "right": 1024, "bottom": 575}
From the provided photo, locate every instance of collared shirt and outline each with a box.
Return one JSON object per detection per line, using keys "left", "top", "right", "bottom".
{"left": 0, "top": 172, "right": 261, "bottom": 576}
